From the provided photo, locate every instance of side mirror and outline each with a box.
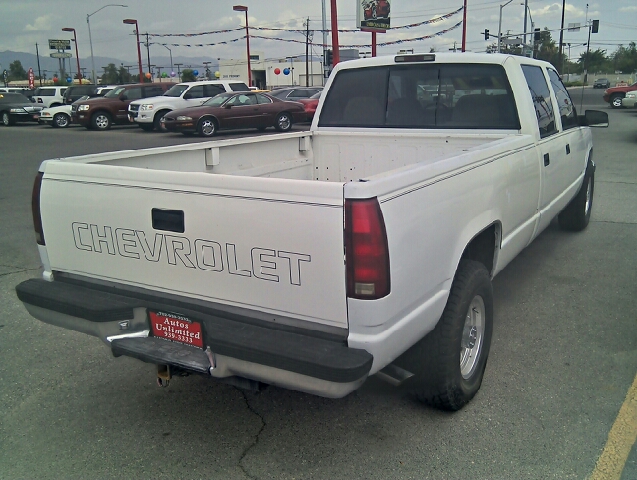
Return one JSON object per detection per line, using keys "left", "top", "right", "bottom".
{"left": 580, "top": 110, "right": 609, "bottom": 127}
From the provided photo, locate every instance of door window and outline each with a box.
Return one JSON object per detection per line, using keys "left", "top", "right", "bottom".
{"left": 204, "top": 84, "right": 226, "bottom": 97}
{"left": 229, "top": 83, "right": 250, "bottom": 91}
{"left": 547, "top": 69, "right": 578, "bottom": 130}
{"left": 144, "top": 86, "right": 165, "bottom": 97}
{"left": 256, "top": 94, "right": 273, "bottom": 104}
{"left": 187, "top": 85, "right": 205, "bottom": 98}
{"left": 521, "top": 65, "right": 557, "bottom": 138}
{"left": 122, "top": 87, "right": 142, "bottom": 100}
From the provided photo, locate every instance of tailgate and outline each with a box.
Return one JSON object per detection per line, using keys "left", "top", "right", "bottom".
{"left": 39, "top": 162, "right": 348, "bottom": 329}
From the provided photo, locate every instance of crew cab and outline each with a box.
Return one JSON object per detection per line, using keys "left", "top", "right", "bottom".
{"left": 128, "top": 80, "right": 250, "bottom": 132}
{"left": 17, "top": 53, "right": 608, "bottom": 411}
{"left": 73, "top": 83, "right": 175, "bottom": 130}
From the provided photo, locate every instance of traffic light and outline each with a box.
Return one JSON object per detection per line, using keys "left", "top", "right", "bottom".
{"left": 484, "top": 29, "right": 490, "bottom": 40}
{"left": 591, "top": 20, "right": 599, "bottom": 34}
{"left": 534, "top": 28, "right": 541, "bottom": 42}
{"left": 325, "top": 49, "right": 333, "bottom": 67}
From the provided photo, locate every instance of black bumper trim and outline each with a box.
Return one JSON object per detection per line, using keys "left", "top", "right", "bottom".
{"left": 16, "top": 278, "right": 372, "bottom": 383}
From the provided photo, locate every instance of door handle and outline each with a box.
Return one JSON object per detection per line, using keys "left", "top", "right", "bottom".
{"left": 152, "top": 209, "right": 184, "bottom": 233}
{"left": 565, "top": 144, "right": 571, "bottom": 154}
{"left": 544, "top": 153, "right": 550, "bottom": 166}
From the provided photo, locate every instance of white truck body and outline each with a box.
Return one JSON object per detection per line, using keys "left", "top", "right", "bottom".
{"left": 18, "top": 53, "right": 607, "bottom": 407}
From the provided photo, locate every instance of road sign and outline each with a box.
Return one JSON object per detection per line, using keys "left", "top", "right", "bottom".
{"left": 49, "top": 39, "right": 71, "bottom": 50}
{"left": 568, "top": 23, "right": 581, "bottom": 32}
{"left": 503, "top": 37, "right": 523, "bottom": 45}
{"left": 28, "top": 67, "right": 34, "bottom": 89}
{"left": 50, "top": 52, "right": 73, "bottom": 59}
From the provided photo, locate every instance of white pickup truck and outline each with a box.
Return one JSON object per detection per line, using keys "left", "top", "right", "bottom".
{"left": 17, "top": 53, "right": 608, "bottom": 410}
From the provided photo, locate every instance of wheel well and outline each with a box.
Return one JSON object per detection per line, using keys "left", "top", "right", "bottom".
{"left": 92, "top": 110, "right": 111, "bottom": 118}
{"left": 154, "top": 109, "right": 171, "bottom": 121}
{"left": 199, "top": 115, "right": 219, "bottom": 127}
{"left": 460, "top": 223, "right": 500, "bottom": 276}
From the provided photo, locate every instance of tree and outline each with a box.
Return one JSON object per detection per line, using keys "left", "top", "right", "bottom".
{"left": 9, "top": 60, "right": 27, "bottom": 81}
{"left": 611, "top": 42, "right": 637, "bottom": 74}
{"left": 117, "top": 65, "right": 132, "bottom": 84}
{"left": 181, "top": 69, "right": 196, "bottom": 82}
{"left": 100, "top": 63, "right": 120, "bottom": 84}
{"left": 578, "top": 49, "right": 610, "bottom": 75}
{"left": 535, "top": 28, "right": 568, "bottom": 72}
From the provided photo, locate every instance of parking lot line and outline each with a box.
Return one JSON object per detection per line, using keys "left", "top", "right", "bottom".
{"left": 589, "top": 372, "right": 637, "bottom": 479}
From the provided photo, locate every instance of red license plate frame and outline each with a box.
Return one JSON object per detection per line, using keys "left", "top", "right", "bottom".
{"left": 149, "top": 310, "right": 203, "bottom": 348}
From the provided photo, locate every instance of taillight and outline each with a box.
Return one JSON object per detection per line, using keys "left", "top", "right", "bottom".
{"left": 31, "top": 172, "right": 45, "bottom": 245}
{"left": 345, "top": 197, "right": 390, "bottom": 299}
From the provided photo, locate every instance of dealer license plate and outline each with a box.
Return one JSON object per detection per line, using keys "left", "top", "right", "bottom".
{"left": 149, "top": 310, "right": 203, "bottom": 348}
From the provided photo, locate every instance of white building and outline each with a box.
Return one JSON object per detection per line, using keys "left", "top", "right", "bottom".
{"left": 218, "top": 52, "right": 324, "bottom": 90}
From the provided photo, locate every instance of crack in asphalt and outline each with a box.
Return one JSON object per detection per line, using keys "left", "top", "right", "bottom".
{"left": 237, "top": 388, "right": 266, "bottom": 480}
{"left": 0, "top": 267, "right": 40, "bottom": 278}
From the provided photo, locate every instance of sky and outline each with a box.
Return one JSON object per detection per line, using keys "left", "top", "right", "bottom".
{"left": 0, "top": 0, "right": 635, "bottom": 70}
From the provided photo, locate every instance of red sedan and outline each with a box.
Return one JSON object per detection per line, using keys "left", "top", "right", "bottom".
{"left": 296, "top": 91, "right": 322, "bottom": 122}
{"left": 161, "top": 91, "right": 306, "bottom": 137}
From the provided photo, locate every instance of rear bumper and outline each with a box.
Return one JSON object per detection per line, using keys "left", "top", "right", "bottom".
{"left": 16, "top": 278, "right": 372, "bottom": 398}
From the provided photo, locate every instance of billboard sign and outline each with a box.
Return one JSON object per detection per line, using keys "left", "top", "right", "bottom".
{"left": 356, "top": 0, "right": 391, "bottom": 31}
{"left": 28, "top": 67, "right": 34, "bottom": 89}
{"left": 49, "top": 39, "right": 71, "bottom": 50}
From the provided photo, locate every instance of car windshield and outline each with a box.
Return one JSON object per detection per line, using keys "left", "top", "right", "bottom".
{"left": 104, "top": 87, "right": 126, "bottom": 98}
{"left": 0, "top": 93, "right": 30, "bottom": 103}
{"left": 164, "top": 84, "right": 189, "bottom": 97}
{"left": 203, "top": 93, "right": 233, "bottom": 106}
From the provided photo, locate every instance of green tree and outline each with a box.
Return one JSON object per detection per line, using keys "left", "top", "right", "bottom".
{"left": 534, "top": 29, "right": 568, "bottom": 72}
{"left": 181, "top": 69, "right": 196, "bottom": 82}
{"left": 117, "top": 65, "right": 132, "bottom": 84}
{"left": 578, "top": 49, "right": 610, "bottom": 75}
{"left": 9, "top": 60, "right": 27, "bottom": 81}
{"left": 611, "top": 42, "right": 637, "bottom": 74}
{"left": 100, "top": 63, "right": 120, "bottom": 84}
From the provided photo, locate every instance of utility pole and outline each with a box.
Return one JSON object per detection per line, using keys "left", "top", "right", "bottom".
{"left": 321, "top": 0, "right": 328, "bottom": 80}
{"left": 174, "top": 63, "right": 183, "bottom": 82}
{"left": 558, "top": 0, "right": 566, "bottom": 73}
{"left": 305, "top": 17, "right": 310, "bottom": 87}
{"left": 35, "top": 42, "right": 43, "bottom": 86}
{"left": 145, "top": 32, "right": 151, "bottom": 79}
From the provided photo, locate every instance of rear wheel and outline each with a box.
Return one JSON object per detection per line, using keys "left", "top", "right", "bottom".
{"left": 610, "top": 94, "right": 623, "bottom": 109}
{"left": 198, "top": 117, "right": 217, "bottom": 137}
{"left": 91, "top": 111, "right": 112, "bottom": 130}
{"left": 396, "top": 260, "right": 493, "bottom": 411}
{"left": 275, "top": 112, "right": 292, "bottom": 132}
{"left": 53, "top": 112, "right": 70, "bottom": 128}
{"left": 558, "top": 161, "right": 594, "bottom": 231}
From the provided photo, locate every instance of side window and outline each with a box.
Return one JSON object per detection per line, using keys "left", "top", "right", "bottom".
{"left": 256, "top": 94, "right": 272, "bottom": 104}
{"left": 547, "top": 69, "right": 578, "bottom": 130}
{"left": 144, "top": 86, "right": 165, "bottom": 97}
{"left": 122, "top": 88, "right": 142, "bottom": 100}
{"left": 288, "top": 90, "right": 306, "bottom": 98}
{"left": 39, "top": 88, "right": 54, "bottom": 96}
{"left": 187, "top": 86, "right": 205, "bottom": 98}
{"left": 204, "top": 84, "right": 226, "bottom": 97}
{"left": 229, "top": 83, "right": 250, "bottom": 91}
{"left": 521, "top": 65, "right": 557, "bottom": 138}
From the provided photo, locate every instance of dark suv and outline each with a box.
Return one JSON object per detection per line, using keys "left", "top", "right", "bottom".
{"left": 63, "top": 85, "right": 101, "bottom": 104}
{"left": 73, "top": 83, "right": 175, "bottom": 130}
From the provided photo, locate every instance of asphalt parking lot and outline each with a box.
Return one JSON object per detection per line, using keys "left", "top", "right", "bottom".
{"left": 0, "top": 89, "right": 636, "bottom": 480}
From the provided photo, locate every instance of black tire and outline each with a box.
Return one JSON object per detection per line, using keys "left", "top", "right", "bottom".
{"left": 154, "top": 110, "right": 170, "bottom": 132}
{"left": 396, "top": 260, "right": 493, "bottom": 411}
{"left": 275, "top": 112, "right": 292, "bottom": 132}
{"left": 139, "top": 123, "right": 154, "bottom": 132}
{"left": 91, "top": 111, "right": 112, "bottom": 130}
{"left": 53, "top": 112, "right": 70, "bottom": 128}
{"left": 558, "top": 161, "right": 594, "bottom": 231}
{"left": 610, "top": 94, "right": 623, "bottom": 109}
{"left": 1, "top": 111, "right": 14, "bottom": 126}
{"left": 198, "top": 117, "right": 217, "bottom": 137}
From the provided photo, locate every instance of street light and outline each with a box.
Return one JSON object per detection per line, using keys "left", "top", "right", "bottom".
{"left": 62, "top": 28, "right": 81, "bottom": 83}
{"left": 87, "top": 4, "right": 127, "bottom": 84}
{"left": 123, "top": 19, "right": 144, "bottom": 82}
{"left": 159, "top": 44, "right": 173, "bottom": 74}
{"left": 521, "top": 3, "right": 535, "bottom": 57}
{"left": 497, "top": 1, "right": 513, "bottom": 53}
{"left": 233, "top": 5, "right": 252, "bottom": 87}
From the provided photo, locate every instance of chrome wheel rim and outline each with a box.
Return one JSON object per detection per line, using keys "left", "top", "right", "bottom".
{"left": 2, "top": 113, "right": 8, "bottom": 125}
{"left": 55, "top": 114, "right": 69, "bottom": 127}
{"left": 277, "top": 114, "right": 291, "bottom": 130}
{"left": 95, "top": 114, "right": 109, "bottom": 129}
{"left": 612, "top": 97, "right": 622, "bottom": 107}
{"left": 584, "top": 177, "right": 592, "bottom": 216}
{"left": 200, "top": 119, "right": 215, "bottom": 136}
{"left": 460, "top": 295, "right": 485, "bottom": 379}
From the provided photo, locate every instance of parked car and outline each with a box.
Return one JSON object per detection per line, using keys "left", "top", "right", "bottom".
{"left": 160, "top": 91, "right": 305, "bottom": 136}
{"left": 0, "top": 92, "right": 44, "bottom": 125}
{"left": 296, "top": 91, "right": 322, "bottom": 122}
{"left": 593, "top": 78, "right": 610, "bottom": 89}
{"left": 128, "top": 80, "right": 251, "bottom": 132}
{"left": 603, "top": 82, "right": 637, "bottom": 108}
{"left": 37, "top": 95, "right": 91, "bottom": 128}
{"left": 73, "top": 83, "right": 175, "bottom": 130}
{"left": 32, "top": 86, "right": 67, "bottom": 108}
{"left": 269, "top": 87, "right": 323, "bottom": 101}
{"left": 63, "top": 85, "right": 101, "bottom": 104}
{"left": 621, "top": 91, "right": 637, "bottom": 109}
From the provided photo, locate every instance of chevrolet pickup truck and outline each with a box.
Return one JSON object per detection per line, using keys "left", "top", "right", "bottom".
{"left": 16, "top": 53, "right": 608, "bottom": 411}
